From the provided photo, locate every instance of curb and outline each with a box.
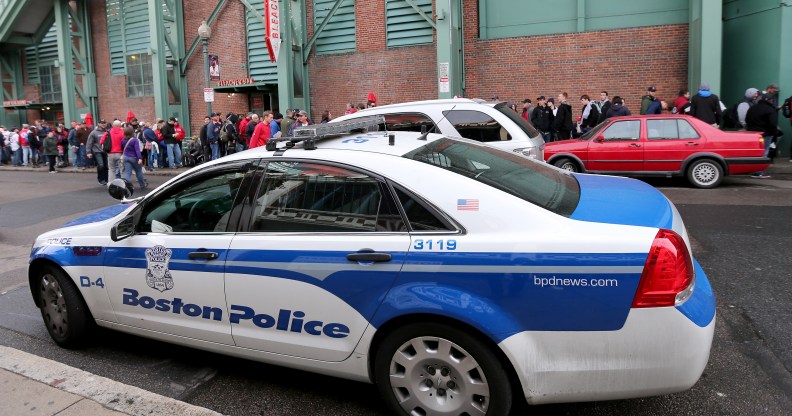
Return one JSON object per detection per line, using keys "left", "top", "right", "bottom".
{"left": 0, "top": 165, "right": 188, "bottom": 177}
{"left": 0, "top": 345, "right": 223, "bottom": 416}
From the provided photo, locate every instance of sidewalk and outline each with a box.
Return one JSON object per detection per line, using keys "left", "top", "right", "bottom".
{"left": 0, "top": 346, "right": 222, "bottom": 416}
{"left": 0, "top": 164, "right": 189, "bottom": 177}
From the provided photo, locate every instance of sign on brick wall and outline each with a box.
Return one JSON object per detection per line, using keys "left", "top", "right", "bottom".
{"left": 265, "top": 0, "right": 281, "bottom": 63}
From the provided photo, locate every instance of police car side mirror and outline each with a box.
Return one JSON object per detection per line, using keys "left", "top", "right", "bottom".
{"left": 111, "top": 215, "right": 135, "bottom": 242}
{"left": 108, "top": 178, "right": 134, "bottom": 201}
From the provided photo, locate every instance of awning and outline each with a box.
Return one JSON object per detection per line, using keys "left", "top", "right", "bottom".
{"left": 212, "top": 82, "right": 276, "bottom": 93}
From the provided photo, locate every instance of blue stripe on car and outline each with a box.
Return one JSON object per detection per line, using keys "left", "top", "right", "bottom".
{"left": 675, "top": 259, "right": 716, "bottom": 327}
{"left": 63, "top": 204, "right": 134, "bottom": 227}
{"left": 571, "top": 173, "right": 674, "bottom": 229}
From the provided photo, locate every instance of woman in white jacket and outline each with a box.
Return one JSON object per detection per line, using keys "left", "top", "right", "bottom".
{"left": 6, "top": 127, "right": 21, "bottom": 166}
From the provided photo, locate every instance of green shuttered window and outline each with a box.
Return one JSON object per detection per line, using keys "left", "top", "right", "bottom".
{"left": 313, "top": 0, "right": 356, "bottom": 54}
{"left": 386, "top": 0, "right": 433, "bottom": 47}
{"left": 246, "top": 2, "right": 278, "bottom": 83}
{"left": 24, "top": 23, "right": 59, "bottom": 85}
{"left": 105, "top": 0, "right": 151, "bottom": 75}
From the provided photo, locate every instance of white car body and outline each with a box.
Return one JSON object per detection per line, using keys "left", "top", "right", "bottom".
{"left": 29, "top": 126, "right": 714, "bottom": 412}
{"left": 331, "top": 98, "right": 546, "bottom": 160}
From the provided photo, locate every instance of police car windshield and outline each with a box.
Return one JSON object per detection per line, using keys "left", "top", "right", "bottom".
{"left": 495, "top": 103, "right": 541, "bottom": 138}
{"left": 403, "top": 138, "right": 580, "bottom": 216}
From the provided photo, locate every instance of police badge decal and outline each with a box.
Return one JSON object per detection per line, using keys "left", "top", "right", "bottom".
{"left": 145, "top": 245, "right": 174, "bottom": 292}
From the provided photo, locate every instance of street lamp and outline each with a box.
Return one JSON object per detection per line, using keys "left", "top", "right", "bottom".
{"left": 198, "top": 20, "right": 212, "bottom": 117}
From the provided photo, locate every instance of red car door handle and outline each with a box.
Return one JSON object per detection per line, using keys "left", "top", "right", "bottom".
{"left": 629, "top": 143, "right": 641, "bottom": 147}
{"left": 686, "top": 142, "right": 699, "bottom": 146}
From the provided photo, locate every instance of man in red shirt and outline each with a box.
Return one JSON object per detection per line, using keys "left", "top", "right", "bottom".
{"left": 249, "top": 111, "right": 273, "bottom": 149}
{"left": 104, "top": 120, "right": 125, "bottom": 179}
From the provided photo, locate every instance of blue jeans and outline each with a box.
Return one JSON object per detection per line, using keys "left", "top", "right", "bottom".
{"left": 123, "top": 156, "right": 146, "bottom": 188}
{"left": 75, "top": 145, "right": 87, "bottom": 167}
{"left": 94, "top": 152, "right": 108, "bottom": 184}
{"left": 21, "top": 146, "right": 30, "bottom": 165}
{"left": 236, "top": 143, "right": 245, "bottom": 153}
{"left": 210, "top": 142, "right": 219, "bottom": 160}
{"left": 30, "top": 146, "right": 40, "bottom": 165}
{"left": 167, "top": 143, "right": 182, "bottom": 168}
{"left": 148, "top": 144, "right": 159, "bottom": 170}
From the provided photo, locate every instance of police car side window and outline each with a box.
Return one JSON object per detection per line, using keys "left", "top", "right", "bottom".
{"left": 442, "top": 110, "right": 511, "bottom": 143}
{"left": 140, "top": 171, "right": 246, "bottom": 233}
{"left": 393, "top": 187, "right": 454, "bottom": 232}
{"left": 250, "top": 162, "right": 400, "bottom": 233}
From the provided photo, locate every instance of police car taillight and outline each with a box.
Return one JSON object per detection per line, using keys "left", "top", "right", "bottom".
{"left": 632, "top": 229, "right": 695, "bottom": 308}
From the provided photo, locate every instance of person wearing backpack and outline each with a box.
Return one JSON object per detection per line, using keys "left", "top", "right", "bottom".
{"left": 86, "top": 120, "right": 109, "bottom": 185}
{"left": 746, "top": 93, "right": 778, "bottom": 178}
{"left": 736, "top": 88, "right": 759, "bottom": 129}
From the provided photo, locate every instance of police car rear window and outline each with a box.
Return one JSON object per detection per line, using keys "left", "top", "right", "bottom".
{"left": 403, "top": 138, "right": 580, "bottom": 216}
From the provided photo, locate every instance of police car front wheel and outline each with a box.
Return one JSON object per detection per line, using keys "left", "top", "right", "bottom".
{"left": 374, "top": 323, "right": 513, "bottom": 416}
{"left": 37, "top": 265, "right": 94, "bottom": 348}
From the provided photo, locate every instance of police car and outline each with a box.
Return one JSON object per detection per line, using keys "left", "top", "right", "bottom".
{"left": 29, "top": 116, "right": 715, "bottom": 416}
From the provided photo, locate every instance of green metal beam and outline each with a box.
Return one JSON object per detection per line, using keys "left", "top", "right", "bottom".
{"left": 181, "top": 0, "right": 227, "bottom": 74}
{"left": 404, "top": 0, "right": 436, "bottom": 29}
{"left": 149, "top": 0, "right": 169, "bottom": 118}
{"left": 278, "top": 0, "right": 310, "bottom": 114}
{"left": 0, "top": 0, "right": 31, "bottom": 43}
{"left": 436, "top": 0, "right": 463, "bottom": 98}
{"left": 689, "top": 0, "right": 722, "bottom": 94}
{"left": 54, "top": 0, "right": 77, "bottom": 124}
{"left": 3, "top": 35, "right": 36, "bottom": 46}
{"left": 576, "top": 0, "right": 586, "bottom": 32}
{"left": 303, "top": 0, "right": 345, "bottom": 63}
{"left": 32, "top": 10, "right": 56, "bottom": 45}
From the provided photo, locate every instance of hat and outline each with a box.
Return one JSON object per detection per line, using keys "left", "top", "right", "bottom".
{"left": 760, "top": 92, "right": 775, "bottom": 102}
{"left": 745, "top": 88, "right": 759, "bottom": 100}
{"left": 768, "top": 83, "right": 779, "bottom": 90}
{"left": 522, "top": 98, "right": 532, "bottom": 103}
{"left": 297, "top": 110, "right": 308, "bottom": 116}
{"left": 226, "top": 112, "right": 235, "bottom": 119}
{"left": 537, "top": 95, "right": 546, "bottom": 101}
{"left": 98, "top": 119, "right": 107, "bottom": 124}
{"left": 647, "top": 86, "right": 657, "bottom": 92}
{"left": 491, "top": 95, "right": 499, "bottom": 100}
{"left": 547, "top": 97, "right": 555, "bottom": 104}
{"left": 168, "top": 116, "right": 177, "bottom": 122}
{"left": 699, "top": 82, "right": 710, "bottom": 91}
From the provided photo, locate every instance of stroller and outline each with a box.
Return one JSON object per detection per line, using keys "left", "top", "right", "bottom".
{"left": 182, "top": 138, "right": 204, "bottom": 167}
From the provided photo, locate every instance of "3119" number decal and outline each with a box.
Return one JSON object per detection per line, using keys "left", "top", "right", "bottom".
{"left": 413, "top": 239, "right": 457, "bottom": 251}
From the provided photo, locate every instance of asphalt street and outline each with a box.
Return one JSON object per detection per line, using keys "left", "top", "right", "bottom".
{"left": 1, "top": 167, "right": 791, "bottom": 415}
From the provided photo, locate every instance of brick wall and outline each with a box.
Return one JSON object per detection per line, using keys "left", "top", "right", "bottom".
{"left": 307, "top": 1, "right": 437, "bottom": 120}
{"left": 462, "top": 0, "right": 688, "bottom": 114}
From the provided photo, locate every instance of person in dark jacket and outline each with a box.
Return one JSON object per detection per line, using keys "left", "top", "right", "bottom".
{"left": 42, "top": 131, "right": 58, "bottom": 173}
{"left": 553, "top": 93, "right": 574, "bottom": 140}
{"left": 530, "top": 96, "right": 553, "bottom": 143}
{"left": 745, "top": 93, "right": 778, "bottom": 178}
{"left": 160, "top": 117, "right": 181, "bottom": 169}
{"left": 604, "top": 96, "right": 632, "bottom": 120}
{"left": 690, "top": 82, "right": 722, "bottom": 126}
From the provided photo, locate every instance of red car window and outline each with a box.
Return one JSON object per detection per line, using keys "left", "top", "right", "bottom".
{"left": 602, "top": 120, "right": 640, "bottom": 141}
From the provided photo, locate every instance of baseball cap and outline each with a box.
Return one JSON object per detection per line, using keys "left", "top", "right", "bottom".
{"left": 98, "top": 119, "right": 107, "bottom": 124}
{"left": 647, "top": 86, "right": 657, "bottom": 92}
{"left": 537, "top": 95, "right": 546, "bottom": 101}
{"left": 168, "top": 116, "right": 177, "bottom": 122}
{"left": 768, "top": 83, "right": 779, "bottom": 90}
{"left": 297, "top": 110, "right": 308, "bottom": 116}
{"left": 522, "top": 98, "right": 531, "bottom": 103}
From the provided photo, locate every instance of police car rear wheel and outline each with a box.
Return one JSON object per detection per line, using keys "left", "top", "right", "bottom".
{"left": 375, "top": 323, "right": 512, "bottom": 416}
{"left": 38, "top": 266, "right": 93, "bottom": 348}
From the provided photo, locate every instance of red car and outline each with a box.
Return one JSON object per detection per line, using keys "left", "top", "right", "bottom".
{"left": 544, "top": 115, "right": 770, "bottom": 188}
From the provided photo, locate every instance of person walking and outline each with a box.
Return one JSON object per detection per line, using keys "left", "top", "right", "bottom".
{"left": 690, "top": 82, "right": 722, "bottom": 126}
{"left": 42, "top": 131, "right": 58, "bottom": 173}
{"left": 86, "top": 120, "right": 109, "bottom": 185}
{"left": 105, "top": 120, "right": 125, "bottom": 179}
{"left": 745, "top": 93, "right": 778, "bottom": 178}
{"left": 737, "top": 88, "right": 759, "bottom": 129}
{"left": 121, "top": 125, "right": 147, "bottom": 190}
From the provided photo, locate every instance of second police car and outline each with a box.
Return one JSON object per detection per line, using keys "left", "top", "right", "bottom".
{"left": 29, "top": 116, "right": 715, "bottom": 416}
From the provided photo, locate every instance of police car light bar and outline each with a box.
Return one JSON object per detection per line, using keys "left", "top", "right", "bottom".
{"left": 266, "top": 115, "right": 386, "bottom": 151}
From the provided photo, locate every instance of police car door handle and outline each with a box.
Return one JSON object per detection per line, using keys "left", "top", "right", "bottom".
{"left": 188, "top": 251, "right": 219, "bottom": 260}
{"left": 347, "top": 250, "right": 392, "bottom": 263}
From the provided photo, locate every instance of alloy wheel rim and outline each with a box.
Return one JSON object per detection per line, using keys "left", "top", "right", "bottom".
{"left": 40, "top": 274, "right": 68, "bottom": 337}
{"left": 694, "top": 163, "right": 716, "bottom": 184}
{"left": 560, "top": 162, "right": 576, "bottom": 172}
{"left": 389, "top": 336, "right": 490, "bottom": 416}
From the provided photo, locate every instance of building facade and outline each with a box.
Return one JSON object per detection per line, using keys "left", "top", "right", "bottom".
{"left": 1, "top": 0, "right": 789, "bottom": 155}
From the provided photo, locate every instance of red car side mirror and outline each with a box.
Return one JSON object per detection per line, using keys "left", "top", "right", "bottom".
{"left": 596, "top": 134, "right": 605, "bottom": 143}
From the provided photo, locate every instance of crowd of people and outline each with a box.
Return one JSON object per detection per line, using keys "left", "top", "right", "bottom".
{"left": 1, "top": 86, "right": 790, "bottom": 186}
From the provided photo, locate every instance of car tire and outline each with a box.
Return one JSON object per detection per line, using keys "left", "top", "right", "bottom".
{"left": 37, "top": 265, "right": 94, "bottom": 348}
{"left": 686, "top": 159, "right": 723, "bottom": 188}
{"left": 374, "top": 323, "right": 513, "bottom": 416}
{"left": 553, "top": 158, "right": 579, "bottom": 172}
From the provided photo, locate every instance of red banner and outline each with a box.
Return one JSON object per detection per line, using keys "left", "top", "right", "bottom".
{"left": 265, "top": 0, "right": 281, "bottom": 63}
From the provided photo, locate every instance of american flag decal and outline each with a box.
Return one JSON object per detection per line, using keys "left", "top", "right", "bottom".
{"left": 457, "top": 199, "right": 479, "bottom": 211}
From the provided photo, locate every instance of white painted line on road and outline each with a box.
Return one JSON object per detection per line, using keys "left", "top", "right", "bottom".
{"left": 0, "top": 345, "right": 224, "bottom": 416}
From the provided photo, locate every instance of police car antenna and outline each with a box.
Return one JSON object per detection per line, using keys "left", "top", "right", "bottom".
{"left": 265, "top": 115, "right": 387, "bottom": 152}
{"left": 417, "top": 105, "right": 456, "bottom": 141}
